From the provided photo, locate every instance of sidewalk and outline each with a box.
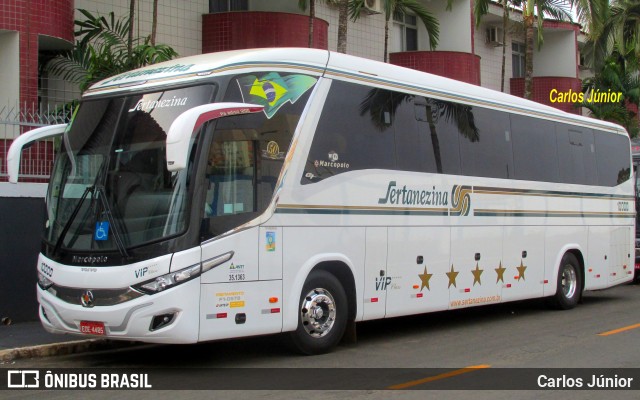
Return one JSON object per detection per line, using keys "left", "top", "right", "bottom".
{"left": 0, "top": 321, "right": 130, "bottom": 363}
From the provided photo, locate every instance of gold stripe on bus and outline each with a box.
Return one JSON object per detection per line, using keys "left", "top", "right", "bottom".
{"left": 473, "top": 189, "right": 633, "bottom": 201}
{"left": 277, "top": 204, "right": 450, "bottom": 213}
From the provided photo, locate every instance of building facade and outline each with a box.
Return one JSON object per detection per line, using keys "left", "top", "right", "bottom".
{"left": 0, "top": 0, "right": 593, "bottom": 186}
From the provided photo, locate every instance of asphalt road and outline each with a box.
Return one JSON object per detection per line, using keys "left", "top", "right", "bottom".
{"left": 3, "top": 283, "right": 640, "bottom": 399}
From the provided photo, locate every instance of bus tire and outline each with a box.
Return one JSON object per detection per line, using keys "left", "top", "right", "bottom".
{"left": 288, "top": 270, "right": 348, "bottom": 355}
{"left": 549, "top": 253, "right": 582, "bottom": 310}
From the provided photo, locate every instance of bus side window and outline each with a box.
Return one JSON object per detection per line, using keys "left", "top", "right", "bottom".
{"left": 302, "top": 81, "right": 398, "bottom": 184}
{"left": 414, "top": 97, "right": 463, "bottom": 175}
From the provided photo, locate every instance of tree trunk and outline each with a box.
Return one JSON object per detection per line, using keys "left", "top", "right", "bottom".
{"left": 425, "top": 105, "right": 443, "bottom": 174}
{"left": 500, "top": 0, "right": 508, "bottom": 92}
{"left": 128, "top": 0, "right": 136, "bottom": 60}
{"left": 151, "top": 0, "right": 158, "bottom": 46}
{"left": 308, "top": 0, "right": 315, "bottom": 48}
{"left": 523, "top": 2, "right": 534, "bottom": 100}
{"left": 337, "top": 0, "right": 348, "bottom": 53}
{"left": 384, "top": 17, "right": 389, "bottom": 62}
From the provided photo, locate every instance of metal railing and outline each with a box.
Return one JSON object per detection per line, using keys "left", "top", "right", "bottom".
{"left": 0, "top": 102, "right": 75, "bottom": 181}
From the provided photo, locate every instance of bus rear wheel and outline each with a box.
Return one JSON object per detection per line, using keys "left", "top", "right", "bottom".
{"left": 549, "top": 253, "right": 582, "bottom": 310}
{"left": 289, "top": 270, "right": 347, "bottom": 355}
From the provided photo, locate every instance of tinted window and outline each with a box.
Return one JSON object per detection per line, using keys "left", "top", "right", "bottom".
{"left": 556, "top": 124, "right": 597, "bottom": 185}
{"left": 394, "top": 94, "right": 426, "bottom": 173}
{"left": 303, "top": 81, "right": 397, "bottom": 183}
{"left": 594, "top": 130, "right": 631, "bottom": 186}
{"left": 459, "top": 106, "right": 513, "bottom": 179}
{"left": 511, "top": 114, "right": 559, "bottom": 182}
{"left": 414, "top": 97, "right": 463, "bottom": 174}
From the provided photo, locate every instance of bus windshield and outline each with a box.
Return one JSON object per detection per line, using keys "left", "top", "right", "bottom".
{"left": 45, "top": 85, "right": 215, "bottom": 252}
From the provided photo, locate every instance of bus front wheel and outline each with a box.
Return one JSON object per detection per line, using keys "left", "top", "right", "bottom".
{"left": 549, "top": 253, "right": 582, "bottom": 310}
{"left": 289, "top": 270, "right": 347, "bottom": 355}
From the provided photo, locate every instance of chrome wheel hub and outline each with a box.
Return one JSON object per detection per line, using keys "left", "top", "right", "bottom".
{"left": 561, "top": 265, "right": 577, "bottom": 299}
{"left": 300, "top": 288, "right": 336, "bottom": 338}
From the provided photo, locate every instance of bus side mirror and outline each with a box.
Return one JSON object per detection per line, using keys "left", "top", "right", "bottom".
{"left": 165, "top": 103, "right": 263, "bottom": 172}
{"left": 6, "top": 124, "right": 68, "bottom": 183}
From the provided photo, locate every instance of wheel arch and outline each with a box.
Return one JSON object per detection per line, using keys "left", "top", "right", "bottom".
{"left": 283, "top": 253, "right": 358, "bottom": 333}
{"left": 311, "top": 261, "right": 357, "bottom": 322}
{"left": 550, "top": 245, "right": 585, "bottom": 297}
{"left": 566, "top": 248, "right": 586, "bottom": 296}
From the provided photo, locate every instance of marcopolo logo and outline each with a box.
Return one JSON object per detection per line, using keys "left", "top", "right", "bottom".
{"left": 72, "top": 255, "right": 109, "bottom": 264}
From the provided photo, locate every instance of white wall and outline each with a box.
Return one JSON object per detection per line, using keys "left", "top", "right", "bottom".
{"left": 534, "top": 29, "right": 576, "bottom": 77}
{"left": 0, "top": 31, "right": 20, "bottom": 140}
{"left": 425, "top": 0, "right": 472, "bottom": 53}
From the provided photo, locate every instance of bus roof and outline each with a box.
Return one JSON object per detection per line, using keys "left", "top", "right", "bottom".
{"left": 85, "top": 47, "right": 626, "bottom": 135}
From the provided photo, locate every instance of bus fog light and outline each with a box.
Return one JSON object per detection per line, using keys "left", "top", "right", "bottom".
{"left": 150, "top": 313, "right": 176, "bottom": 331}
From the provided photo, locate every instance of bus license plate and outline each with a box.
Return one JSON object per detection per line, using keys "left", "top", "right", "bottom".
{"left": 80, "top": 321, "right": 105, "bottom": 336}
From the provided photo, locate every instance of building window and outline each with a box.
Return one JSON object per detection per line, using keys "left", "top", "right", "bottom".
{"left": 392, "top": 12, "right": 418, "bottom": 52}
{"left": 512, "top": 42, "right": 525, "bottom": 78}
{"left": 209, "top": 0, "right": 248, "bottom": 13}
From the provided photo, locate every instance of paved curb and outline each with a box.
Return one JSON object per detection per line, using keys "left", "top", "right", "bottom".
{"left": 0, "top": 339, "right": 140, "bottom": 363}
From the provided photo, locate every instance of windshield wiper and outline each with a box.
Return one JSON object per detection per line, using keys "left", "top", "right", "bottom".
{"left": 53, "top": 186, "right": 94, "bottom": 256}
{"left": 52, "top": 185, "right": 130, "bottom": 259}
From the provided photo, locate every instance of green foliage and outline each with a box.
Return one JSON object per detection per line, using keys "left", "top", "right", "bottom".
{"left": 46, "top": 9, "right": 178, "bottom": 93}
{"left": 578, "top": 56, "right": 640, "bottom": 136}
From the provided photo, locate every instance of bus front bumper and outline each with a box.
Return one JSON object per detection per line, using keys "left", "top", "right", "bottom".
{"left": 37, "top": 278, "right": 201, "bottom": 344}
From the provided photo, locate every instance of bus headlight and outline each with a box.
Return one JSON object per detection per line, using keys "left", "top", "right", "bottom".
{"left": 134, "top": 264, "right": 201, "bottom": 294}
{"left": 132, "top": 251, "right": 234, "bottom": 295}
{"left": 38, "top": 272, "right": 54, "bottom": 290}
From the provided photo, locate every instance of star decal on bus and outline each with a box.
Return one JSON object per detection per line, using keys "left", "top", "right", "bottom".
{"left": 447, "top": 265, "right": 459, "bottom": 288}
{"left": 495, "top": 261, "right": 506, "bottom": 283}
{"left": 472, "top": 264, "right": 484, "bottom": 286}
{"left": 418, "top": 266, "right": 433, "bottom": 291}
{"left": 516, "top": 260, "right": 527, "bottom": 281}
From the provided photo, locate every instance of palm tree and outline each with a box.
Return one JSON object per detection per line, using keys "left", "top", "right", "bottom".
{"left": 579, "top": 55, "right": 640, "bottom": 136}
{"left": 151, "top": 0, "right": 159, "bottom": 46}
{"left": 128, "top": 0, "right": 136, "bottom": 57}
{"left": 522, "top": 0, "right": 573, "bottom": 99}
{"left": 46, "top": 9, "right": 178, "bottom": 92}
{"left": 337, "top": 0, "right": 349, "bottom": 53}
{"left": 597, "top": 0, "right": 640, "bottom": 71}
{"left": 350, "top": 0, "right": 440, "bottom": 62}
{"left": 300, "top": 1, "right": 349, "bottom": 52}
{"left": 298, "top": 0, "right": 318, "bottom": 47}
{"left": 474, "top": 0, "right": 522, "bottom": 92}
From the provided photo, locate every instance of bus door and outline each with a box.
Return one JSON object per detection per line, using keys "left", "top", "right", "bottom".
{"left": 362, "top": 227, "right": 388, "bottom": 320}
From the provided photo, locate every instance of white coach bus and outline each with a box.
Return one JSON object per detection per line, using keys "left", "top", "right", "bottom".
{"left": 8, "top": 48, "right": 635, "bottom": 354}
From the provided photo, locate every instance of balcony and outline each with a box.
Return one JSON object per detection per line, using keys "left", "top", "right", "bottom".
{"left": 202, "top": 12, "right": 328, "bottom": 53}
{"left": 390, "top": 51, "right": 481, "bottom": 85}
{"left": 510, "top": 77, "right": 582, "bottom": 114}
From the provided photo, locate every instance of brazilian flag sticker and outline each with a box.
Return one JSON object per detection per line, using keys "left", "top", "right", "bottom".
{"left": 237, "top": 73, "right": 317, "bottom": 119}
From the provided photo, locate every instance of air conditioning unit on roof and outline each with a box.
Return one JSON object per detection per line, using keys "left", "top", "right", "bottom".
{"left": 363, "top": 0, "right": 383, "bottom": 14}
{"left": 486, "top": 26, "right": 504, "bottom": 46}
